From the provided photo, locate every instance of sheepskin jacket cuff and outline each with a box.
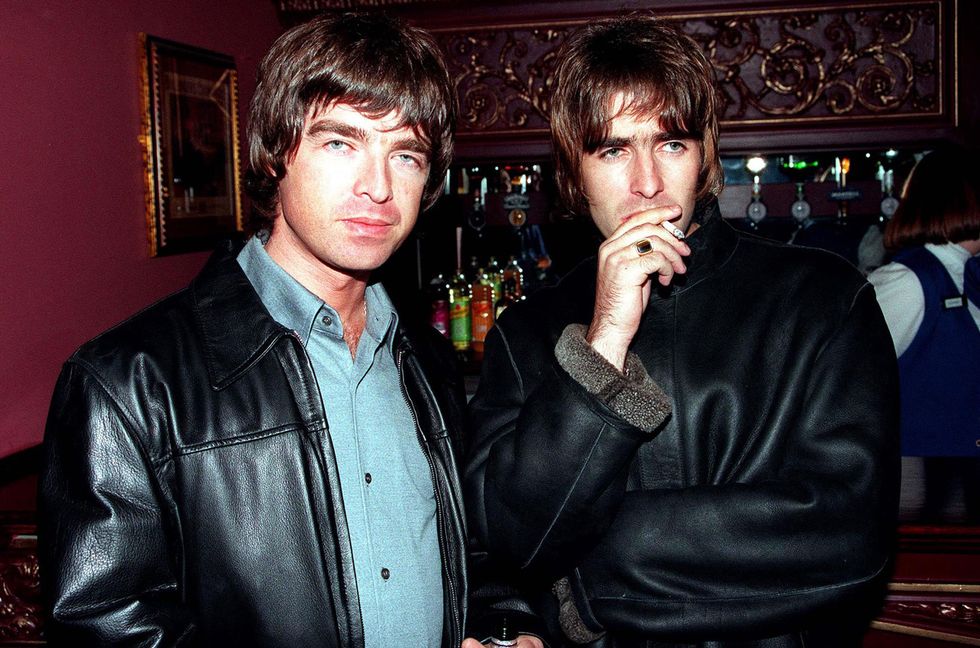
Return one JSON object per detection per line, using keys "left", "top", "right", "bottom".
{"left": 554, "top": 323, "right": 671, "bottom": 433}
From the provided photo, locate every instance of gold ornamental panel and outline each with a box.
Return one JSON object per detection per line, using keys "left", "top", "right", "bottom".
{"left": 425, "top": 1, "right": 947, "bottom": 137}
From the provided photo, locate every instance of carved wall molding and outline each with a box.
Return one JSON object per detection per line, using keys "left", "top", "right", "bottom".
{"left": 875, "top": 595, "right": 980, "bottom": 645}
{"left": 689, "top": 3, "right": 943, "bottom": 125}
{"left": 0, "top": 518, "right": 41, "bottom": 644}
{"left": 884, "top": 600, "right": 980, "bottom": 626}
{"left": 277, "top": 0, "right": 441, "bottom": 8}
{"left": 276, "top": 0, "right": 571, "bottom": 9}
{"left": 435, "top": 26, "right": 566, "bottom": 137}
{"left": 425, "top": 0, "right": 948, "bottom": 141}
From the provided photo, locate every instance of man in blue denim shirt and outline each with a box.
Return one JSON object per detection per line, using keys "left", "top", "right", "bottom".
{"left": 41, "top": 13, "right": 503, "bottom": 647}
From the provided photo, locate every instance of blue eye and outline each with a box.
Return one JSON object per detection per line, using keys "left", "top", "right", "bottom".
{"left": 599, "top": 148, "right": 624, "bottom": 159}
{"left": 664, "top": 141, "right": 686, "bottom": 153}
{"left": 326, "top": 140, "right": 348, "bottom": 151}
{"left": 395, "top": 153, "right": 424, "bottom": 169}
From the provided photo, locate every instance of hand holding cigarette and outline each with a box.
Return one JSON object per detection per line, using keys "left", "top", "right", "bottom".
{"left": 587, "top": 204, "right": 691, "bottom": 369}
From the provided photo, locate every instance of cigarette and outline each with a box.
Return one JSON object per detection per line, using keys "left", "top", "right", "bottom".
{"left": 661, "top": 221, "right": 685, "bottom": 240}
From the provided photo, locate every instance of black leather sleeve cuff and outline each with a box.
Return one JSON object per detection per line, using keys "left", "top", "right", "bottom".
{"left": 554, "top": 323, "right": 671, "bottom": 433}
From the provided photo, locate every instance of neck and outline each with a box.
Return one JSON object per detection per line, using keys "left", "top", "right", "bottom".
{"left": 264, "top": 236, "right": 370, "bottom": 355}
{"left": 956, "top": 238, "right": 980, "bottom": 256}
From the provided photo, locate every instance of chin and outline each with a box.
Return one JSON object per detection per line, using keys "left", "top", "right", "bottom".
{"left": 337, "top": 252, "right": 393, "bottom": 274}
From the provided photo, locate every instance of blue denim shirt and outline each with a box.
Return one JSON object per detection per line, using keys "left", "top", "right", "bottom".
{"left": 238, "top": 237, "right": 443, "bottom": 647}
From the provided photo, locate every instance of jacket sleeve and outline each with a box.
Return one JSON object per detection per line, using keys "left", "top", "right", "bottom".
{"left": 39, "top": 361, "right": 195, "bottom": 647}
{"left": 465, "top": 313, "right": 672, "bottom": 581}
{"left": 465, "top": 284, "right": 900, "bottom": 642}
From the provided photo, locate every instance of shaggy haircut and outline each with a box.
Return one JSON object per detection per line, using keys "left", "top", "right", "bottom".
{"left": 550, "top": 13, "right": 723, "bottom": 215}
{"left": 244, "top": 12, "right": 456, "bottom": 232}
{"left": 884, "top": 145, "right": 980, "bottom": 251}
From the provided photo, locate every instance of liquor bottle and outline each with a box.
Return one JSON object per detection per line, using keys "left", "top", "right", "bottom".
{"left": 489, "top": 616, "right": 518, "bottom": 648}
{"left": 494, "top": 276, "right": 519, "bottom": 319}
{"left": 470, "top": 268, "right": 494, "bottom": 361}
{"left": 465, "top": 255, "right": 481, "bottom": 284}
{"left": 428, "top": 274, "right": 450, "bottom": 338}
{"left": 487, "top": 256, "right": 504, "bottom": 303}
{"left": 503, "top": 256, "right": 524, "bottom": 294}
{"left": 832, "top": 156, "right": 853, "bottom": 221}
{"left": 448, "top": 270, "right": 471, "bottom": 353}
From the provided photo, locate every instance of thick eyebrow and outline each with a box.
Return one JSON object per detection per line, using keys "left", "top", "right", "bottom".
{"left": 656, "top": 130, "right": 695, "bottom": 143}
{"left": 599, "top": 136, "right": 634, "bottom": 149}
{"left": 597, "top": 131, "right": 694, "bottom": 149}
{"left": 305, "top": 119, "right": 430, "bottom": 157}
{"left": 306, "top": 119, "right": 367, "bottom": 141}
{"left": 391, "top": 137, "right": 430, "bottom": 157}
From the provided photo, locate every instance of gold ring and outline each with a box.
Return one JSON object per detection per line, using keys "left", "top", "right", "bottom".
{"left": 634, "top": 238, "right": 653, "bottom": 256}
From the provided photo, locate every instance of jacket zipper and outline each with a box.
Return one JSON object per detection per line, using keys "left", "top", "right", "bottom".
{"left": 396, "top": 344, "right": 462, "bottom": 646}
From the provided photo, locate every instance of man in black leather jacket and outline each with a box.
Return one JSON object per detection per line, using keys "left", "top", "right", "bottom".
{"left": 40, "top": 13, "right": 471, "bottom": 647}
{"left": 465, "top": 14, "right": 900, "bottom": 648}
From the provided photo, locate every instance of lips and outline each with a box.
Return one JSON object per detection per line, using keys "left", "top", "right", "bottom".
{"left": 342, "top": 216, "right": 396, "bottom": 236}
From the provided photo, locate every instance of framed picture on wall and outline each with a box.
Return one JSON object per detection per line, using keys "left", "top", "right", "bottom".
{"left": 139, "top": 34, "right": 242, "bottom": 256}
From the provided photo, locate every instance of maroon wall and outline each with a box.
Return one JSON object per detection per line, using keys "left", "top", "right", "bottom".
{"left": 0, "top": 1, "right": 283, "bottom": 458}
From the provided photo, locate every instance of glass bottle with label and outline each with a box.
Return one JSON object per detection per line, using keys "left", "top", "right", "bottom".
{"left": 487, "top": 256, "right": 504, "bottom": 304}
{"left": 494, "top": 275, "right": 524, "bottom": 320}
{"left": 470, "top": 268, "right": 494, "bottom": 361}
{"left": 503, "top": 256, "right": 524, "bottom": 294}
{"left": 428, "top": 274, "right": 450, "bottom": 338}
{"left": 448, "top": 270, "right": 471, "bottom": 354}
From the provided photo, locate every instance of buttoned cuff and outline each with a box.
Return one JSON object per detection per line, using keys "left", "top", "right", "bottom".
{"left": 554, "top": 323, "right": 671, "bottom": 432}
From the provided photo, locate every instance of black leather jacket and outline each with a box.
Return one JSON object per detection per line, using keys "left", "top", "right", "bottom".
{"left": 466, "top": 201, "right": 900, "bottom": 647}
{"left": 39, "top": 242, "right": 468, "bottom": 647}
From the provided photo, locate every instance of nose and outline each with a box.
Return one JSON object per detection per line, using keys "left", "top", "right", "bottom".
{"left": 354, "top": 152, "right": 393, "bottom": 204}
{"left": 630, "top": 150, "right": 664, "bottom": 200}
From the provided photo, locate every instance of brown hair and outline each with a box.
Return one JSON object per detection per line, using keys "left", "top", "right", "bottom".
{"left": 244, "top": 12, "right": 456, "bottom": 232}
{"left": 550, "top": 13, "right": 723, "bottom": 216}
{"left": 884, "top": 146, "right": 980, "bottom": 252}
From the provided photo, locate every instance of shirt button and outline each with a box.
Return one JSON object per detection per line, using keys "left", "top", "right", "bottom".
{"left": 365, "top": 472, "right": 372, "bottom": 484}
{"left": 321, "top": 315, "right": 333, "bottom": 326}
{"left": 381, "top": 567, "right": 390, "bottom": 580}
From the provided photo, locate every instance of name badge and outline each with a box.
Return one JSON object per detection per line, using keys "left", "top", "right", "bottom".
{"left": 943, "top": 296, "right": 965, "bottom": 309}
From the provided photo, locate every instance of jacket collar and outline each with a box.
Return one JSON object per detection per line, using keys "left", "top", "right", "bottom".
{"left": 190, "top": 240, "right": 421, "bottom": 390}
{"left": 190, "top": 240, "right": 292, "bottom": 390}
{"left": 549, "top": 197, "right": 740, "bottom": 327}
{"left": 655, "top": 196, "right": 738, "bottom": 297}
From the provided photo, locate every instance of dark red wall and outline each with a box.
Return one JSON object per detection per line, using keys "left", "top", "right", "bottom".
{"left": 0, "top": 0, "right": 283, "bottom": 458}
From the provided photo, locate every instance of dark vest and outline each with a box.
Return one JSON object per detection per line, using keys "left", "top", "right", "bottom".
{"left": 894, "top": 247, "right": 980, "bottom": 456}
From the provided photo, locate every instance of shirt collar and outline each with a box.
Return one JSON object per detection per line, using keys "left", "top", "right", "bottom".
{"left": 364, "top": 281, "right": 400, "bottom": 351}
{"left": 237, "top": 236, "right": 400, "bottom": 350}
{"left": 926, "top": 241, "right": 972, "bottom": 265}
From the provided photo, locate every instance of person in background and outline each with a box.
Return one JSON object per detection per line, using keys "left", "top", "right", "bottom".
{"left": 464, "top": 13, "right": 900, "bottom": 647}
{"left": 40, "top": 12, "right": 486, "bottom": 647}
{"left": 868, "top": 146, "right": 980, "bottom": 522}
